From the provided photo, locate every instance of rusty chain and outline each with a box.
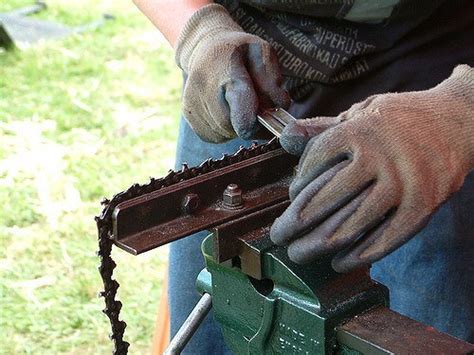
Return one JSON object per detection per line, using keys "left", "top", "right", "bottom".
{"left": 95, "top": 139, "right": 280, "bottom": 354}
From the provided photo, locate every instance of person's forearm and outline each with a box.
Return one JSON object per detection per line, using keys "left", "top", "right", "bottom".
{"left": 133, "top": 0, "right": 212, "bottom": 48}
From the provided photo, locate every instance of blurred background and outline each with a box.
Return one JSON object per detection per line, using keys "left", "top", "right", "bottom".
{"left": 0, "top": 0, "right": 181, "bottom": 353}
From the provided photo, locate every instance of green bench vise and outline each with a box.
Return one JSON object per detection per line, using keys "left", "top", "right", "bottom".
{"left": 187, "top": 212, "right": 473, "bottom": 354}
{"left": 106, "top": 141, "right": 474, "bottom": 354}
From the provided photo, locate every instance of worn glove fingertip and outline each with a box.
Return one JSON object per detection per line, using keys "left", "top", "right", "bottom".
{"left": 270, "top": 217, "right": 291, "bottom": 246}
{"left": 235, "top": 119, "right": 259, "bottom": 140}
{"left": 280, "top": 136, "right": 309, "bottom": 156}
{"left": 287, "top": 243, "right": 313, "bottom": 265}
{"left": 331, "top": 253, "right": 365, "bottom": 273}
{"left": 280, "top": 123, "right": 310, "bottom": 156}
{"left": 226, "top": 81, "right": 259, "bottom": 140}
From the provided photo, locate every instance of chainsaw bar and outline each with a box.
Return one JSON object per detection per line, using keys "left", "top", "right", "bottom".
{"left": 112, "top": 148, "right": 298, "bottom": 255}
{"left": 95, "top": 139, "right": 287, "bottom": 354}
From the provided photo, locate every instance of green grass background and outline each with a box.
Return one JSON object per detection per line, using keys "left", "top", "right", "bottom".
{"left": 1, "top": 1, "right": 181, "bottom": 353}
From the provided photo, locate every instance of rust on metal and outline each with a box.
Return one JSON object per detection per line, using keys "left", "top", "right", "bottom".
{"left": 111, "top": 147, "right": 298, "bottom": 255}
{"left": 182, "top": 193, "right": 201, "bottom": 214}
{"left": 96, "top": 139, "right": 286, "bottom": 353}
{"left": 222, "top": 184, "right": 244, "bottom": 210}
{"left": 213, "top": 201, "right": 290, "bottom": 279}
{"left": 337, "top": 306, "right": 474, "bottom": 354}
{"left": 213, "top": 201, "right": 288, "bottom": 261}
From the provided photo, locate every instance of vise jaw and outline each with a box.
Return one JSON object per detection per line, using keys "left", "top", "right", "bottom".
{"left": 197, "top": 202, "right": 388, "bottom": 354}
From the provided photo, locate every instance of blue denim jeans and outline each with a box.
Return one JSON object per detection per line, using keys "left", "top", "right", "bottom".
{"left": 168, "top": 118, "right": 474, "bottom": 354}
{"left": 168, "top": 119, "right": 250, "bottom": 355}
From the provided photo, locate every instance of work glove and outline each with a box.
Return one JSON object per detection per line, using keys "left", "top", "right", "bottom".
{"left": 271, "top": 65, "right": 474, "bottom": 273}
{"left": 175, "top": 4, "right": 289, "bottom": 143}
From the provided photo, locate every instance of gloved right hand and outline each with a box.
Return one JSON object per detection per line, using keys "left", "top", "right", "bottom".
{"left": 175, "top": 4, "right": 290, "bottom": 143}
{"left": 271, "top": 65, "right": 474, "bottom": 272}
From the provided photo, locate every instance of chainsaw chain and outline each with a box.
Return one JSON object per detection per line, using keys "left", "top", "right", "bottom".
{"left": 95, "top": 139, "right": 280, "bottom": 354}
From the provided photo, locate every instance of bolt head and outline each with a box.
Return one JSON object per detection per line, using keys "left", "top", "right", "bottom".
{"left": 182, "top": 193, "right": 200, "bottom": 214}
{"left": 223, "top": 184, "right": 243, "bottom": 209}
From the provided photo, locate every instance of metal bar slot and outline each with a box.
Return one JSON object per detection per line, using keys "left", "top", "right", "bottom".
{"left": 271, "top": 108, "right": 296, "bottom": 126}
{"left": 257, "top": 114, "right": 285, "bottom": 137}
{"left": 257, "top": 108, "right": 297, "bottom": 138}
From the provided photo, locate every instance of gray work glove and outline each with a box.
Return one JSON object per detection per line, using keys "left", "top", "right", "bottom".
{"left": 175, "top": 4, "right": 289, "bottom": 143}
{"left": 271, "top": 65, "right": 474, "bottom": 272}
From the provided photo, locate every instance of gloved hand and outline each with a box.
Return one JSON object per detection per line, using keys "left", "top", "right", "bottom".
{"left": 175, "top": 4, "right": 289, "bottom": 143}
{"left": 271, "top": 65, "right": 474, "bottom": 272}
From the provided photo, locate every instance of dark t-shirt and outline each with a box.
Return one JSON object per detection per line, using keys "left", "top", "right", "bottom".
{"left": 218, "top": 0, "right": 474, "bottom": 116}
{"left": 223, "top": 0, "right": 444, "bottom": 23}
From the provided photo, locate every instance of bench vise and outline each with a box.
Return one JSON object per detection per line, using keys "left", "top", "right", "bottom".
{"left": 104, "top": 137, "right": 474, "bottom": 354}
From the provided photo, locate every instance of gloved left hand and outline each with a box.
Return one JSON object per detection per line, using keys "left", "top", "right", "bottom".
{"left": 271, "top": 65, "right": 474, "bottom": 272}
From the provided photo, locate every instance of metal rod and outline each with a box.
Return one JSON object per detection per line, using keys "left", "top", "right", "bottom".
{"left": 257, "top": 108, "right": 297, "bottom": 138}
{"left": 272, "top": 108, "right": 295, "bottom": 126}
{"left": 257, "top": 114, "right": 284, "bottom": 137}
{"left": 164, "top": 293, "right": 212, "bottom": 355}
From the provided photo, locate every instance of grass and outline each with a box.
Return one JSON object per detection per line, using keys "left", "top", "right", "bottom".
{"left": 1, "top": 1, "right": 182, "bottom": 353}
